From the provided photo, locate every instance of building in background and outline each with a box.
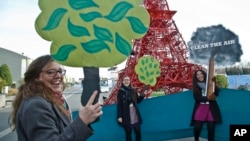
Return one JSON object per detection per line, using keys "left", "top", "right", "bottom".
{"left": 0, "top": 47, "right": 32, "bottom": 88}
{"left": 0, "top": 47, "right": 76, "bottom": 90}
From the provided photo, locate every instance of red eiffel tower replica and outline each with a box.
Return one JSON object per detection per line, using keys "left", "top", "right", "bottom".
{"left": 104, "top": 0, "right": 202, "bottom": 105}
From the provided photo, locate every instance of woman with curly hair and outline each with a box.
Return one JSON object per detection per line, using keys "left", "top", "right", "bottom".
{"left": 9, "top": 55, "right": 102, "bottom": 141}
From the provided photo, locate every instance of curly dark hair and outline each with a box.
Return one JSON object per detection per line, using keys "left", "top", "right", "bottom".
{"left": 192, "top": 69, "right": 207, "bottom": 95}
{"left": 9, "top": 55, "right": 69, "bottom": 131}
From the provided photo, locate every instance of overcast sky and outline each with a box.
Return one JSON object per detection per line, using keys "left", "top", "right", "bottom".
{"left": 0, "top": 0, "right": 249, "bottom": 80}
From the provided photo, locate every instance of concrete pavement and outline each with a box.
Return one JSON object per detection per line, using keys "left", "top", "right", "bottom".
{"left": 0, "top": 101, "right": 18, "bottom": 141}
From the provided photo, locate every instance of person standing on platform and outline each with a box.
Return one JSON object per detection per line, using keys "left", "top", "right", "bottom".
{"left": 190, "top": 69, "right": 222, "bottom": 141}
{"left": 117, "top": 75, "right": 146, "bottom": 141}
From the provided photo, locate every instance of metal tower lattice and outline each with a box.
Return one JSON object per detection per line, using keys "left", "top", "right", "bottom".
{"left": 104, "top": 0, "right": 202, "bottom": 105}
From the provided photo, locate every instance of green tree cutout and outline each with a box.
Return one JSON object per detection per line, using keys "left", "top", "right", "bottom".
{"left": 35, "top": 0, "right": 150, "bottom": 108}
{"left": 35, "top": 0, "right": 150, "bottom": 67}
{"left": 135, "top": 56, "right": 161, "bottom": 86}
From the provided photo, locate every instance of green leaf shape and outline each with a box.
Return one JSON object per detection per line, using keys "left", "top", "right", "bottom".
{"left": 79, "top": 12, "right": 102, "bottom": 22}
{"left": 68, "top": 0, "right": 98, "bottom": 10}
{"left": 94, "top": 24, "right": 113, "bottom": 42}
{"left": 126, "top": 16, "right": 148, "bottom": 34}
{"left": 139, "top": 76, "right": 146, "bottom": 81}
{"left": 104, "top": 2, "right": 133, "bottom": 22}
{"left": 139, "top": 68, "right": 144, "bottom": 73}
{"left": 68, "top": 19, "right": 90, "bottom": 37}
{"left": 141, "top": 59, "right": 145, "bottom": 65}
{"left": 149, "top": 78, "right": 154, "bottom": 83}
{"left": 145, "top": 57, "right": 149, "bottom": 63}
{"left": 51, "top": 44, "right": 76, "bottom": 61}
{"left": 149, "top": 63, "right": 152, "bottom": 68}
{"left": 115, "top": 33, "right": 131, "bottom": 56}
{"left": 42, "top": 8, "right": 67, "bottom": 30}
{"left": 154, "top": 64, "right": 158, "bottom": 68}
{"left": 156, "top": 71, "right": 160, "bottom": 76}
{"left": 81, "top": 40, "right": 110, "bottom": 53}
{"left": 150, "top": 71, "right": 154, "bottom": 75}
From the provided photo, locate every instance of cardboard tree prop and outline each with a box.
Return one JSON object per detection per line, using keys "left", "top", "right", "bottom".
{"left": 35, "top": 0, "right": 150, "bottom": 107}
{"left": 135, "top": 56, "right": 161, "bottom": 95}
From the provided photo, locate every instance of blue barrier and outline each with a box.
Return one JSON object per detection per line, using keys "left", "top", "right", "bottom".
{"left": 72, "top": 89, "right": 250, "bottom": 141}
{"left": 227, "top": 75, "right": 250, "bottom": 89}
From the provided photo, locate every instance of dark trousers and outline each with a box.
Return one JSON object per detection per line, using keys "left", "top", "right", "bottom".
{"left": 194, "top": 121, "right": 215, "bottom": 141}
{"left": 124, "top": 126, "right": 141, "bottom": 141}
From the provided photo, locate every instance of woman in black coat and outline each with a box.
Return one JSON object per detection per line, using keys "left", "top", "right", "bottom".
{"left": 117, "top": 75, "right": 146, "bottom": 141}
{"left": 190, "top": 69, "right": 222, "bottom": 141}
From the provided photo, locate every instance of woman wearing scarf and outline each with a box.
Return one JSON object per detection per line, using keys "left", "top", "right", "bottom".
{"left": 190, "top": 69, "right": 222, "bottom": 141}
{"left": 117, "top": 75, "right": 146, "bottom": 141}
